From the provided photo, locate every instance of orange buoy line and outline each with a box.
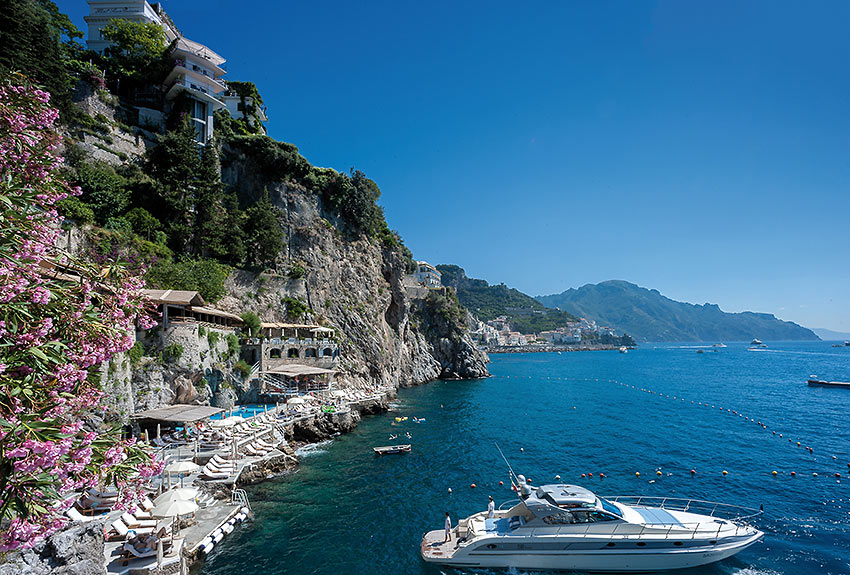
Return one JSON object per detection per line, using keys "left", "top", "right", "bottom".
{"left": 491, "top": 374, "right": 848, "bottom": 478}
{"left": 612, "top": 380, "right": 849, "bottom": 474}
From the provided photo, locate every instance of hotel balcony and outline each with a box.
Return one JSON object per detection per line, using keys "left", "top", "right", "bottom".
{"left": 164, "top": 75, "right": 225, "bottom": 109}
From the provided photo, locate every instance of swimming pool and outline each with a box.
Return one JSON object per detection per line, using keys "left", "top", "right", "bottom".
{"left": 209, "top": 404, "right": 275, "bottom": 420}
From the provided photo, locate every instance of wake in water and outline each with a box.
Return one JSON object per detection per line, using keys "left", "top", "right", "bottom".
{"left": 295, "top": 439, "right": 333, "bottom": 457}
{"left": 746, "top": 347, "right": 845, "bottom": 358}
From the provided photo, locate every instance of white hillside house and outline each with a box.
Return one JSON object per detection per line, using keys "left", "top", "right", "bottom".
{"left": 84, "top": 0, "right": 233, "bottom": 144}
{"left": 413, "top": 261, "right": 442, "bottom": 288}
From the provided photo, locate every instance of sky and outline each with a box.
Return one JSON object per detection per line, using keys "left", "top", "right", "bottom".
{"left": 57, "top": 1, "right": 850, "bottom": 331}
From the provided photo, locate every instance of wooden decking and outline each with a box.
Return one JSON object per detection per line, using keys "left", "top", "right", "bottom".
{"left": 420, "top": 529, "right": 458, "bottom": 560}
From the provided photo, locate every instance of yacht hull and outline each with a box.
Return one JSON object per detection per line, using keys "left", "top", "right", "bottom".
{"left": 421, "top": 530, "right": 763, "bottom": 572}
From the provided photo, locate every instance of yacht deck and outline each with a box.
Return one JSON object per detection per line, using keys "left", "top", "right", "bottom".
{"left": 420, "top": 529, "right": 458, "bottom": 560}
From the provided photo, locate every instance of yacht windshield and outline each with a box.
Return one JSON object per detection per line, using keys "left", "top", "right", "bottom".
{"left": 598, "top": 498, "right": 624, "bottom": 518}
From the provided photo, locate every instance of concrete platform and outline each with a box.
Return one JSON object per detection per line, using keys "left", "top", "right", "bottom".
{"left": 104, "top": 537, "right": 184, "bottom": 575}
{"left": 183, "top": 503, "right": 242, "bottom": 554}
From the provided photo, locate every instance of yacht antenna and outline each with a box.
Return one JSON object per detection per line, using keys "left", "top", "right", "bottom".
{"left": 495, "top": 442, "right": 520, "bottom": 490}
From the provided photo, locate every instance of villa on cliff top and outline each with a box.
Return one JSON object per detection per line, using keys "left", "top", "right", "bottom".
{"left": 84, "top": 0, "right": 267, "bottom": 143}
{"left": 412, "top": 261, "right": 442, "bottom": 288}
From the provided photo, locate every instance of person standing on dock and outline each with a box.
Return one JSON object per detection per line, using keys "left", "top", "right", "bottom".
{"left": 488, "top": 496, "right": 495, "bottom": 518}
{"left": 444, "top": 512, "right": 452, "bottom": 543}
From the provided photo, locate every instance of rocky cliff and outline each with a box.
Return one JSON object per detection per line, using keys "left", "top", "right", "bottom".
{"left": 217, "top": 143, "right": 489, "bottom": 387}
{"left": 61, "top": 84, "right": 488, "bottom": 422}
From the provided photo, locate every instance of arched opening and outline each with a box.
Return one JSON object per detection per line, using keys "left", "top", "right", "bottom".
{"left": 305, "top": 348, "right": 317, "bottom": 358}
{"left": 287, "top": 348, "right": 300, "bottom": 358}
{"left": 269, "top": 348, "right": 282, "bottom": 359}
{"left": 322, "top": 347, "right": 333, "bottom": 357}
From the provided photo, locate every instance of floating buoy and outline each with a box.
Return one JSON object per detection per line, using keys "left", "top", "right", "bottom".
{"left": 581, "top": 473, "right": 586, "bottom": 478}
{"left": 599, "top": 473, "right": 605, "bottom": 478}
{"left": 527, "top": 478, "right": 532, "bottom": 484}
{"left": 498, "top": 480, "right": 504, "bottom": 486}
{"left": 635, "top": 472, "right": 640, "bottom": 477}
{"left": 771, "top": 470, "right": 778, "bottom": 476}
{"left": 690, "top": 469, "right": 696, "bottom": 475}
{"left": 656, "top": 471, "right": 662, "bottom": 476}
{"left": 470, "top": 483, "right": 476, "bottom": 488}
{"left": 813, "top": 473, "right": 818, "bottom": 477}
{"left": 835, "top": 473, "right": 841, "bottom": 478}
{"left": 448, "top": 487, "right": 453, "bottom": 494}
{"left": 520, "top": 448, "right": 524, "bottom": 452}
{"left": 797, "top": 442, "right": 801, "bottom": 446}
{"left": 722, "top": 470, "right": 728, "bottom": 476}
{"left": 588, "top": 473, "right": 593, "bottom": 477}
{"left": 790, "top": 471, "right": 796, "bottom": 476}
{"left": 554, "top": 475, "right": 561, "bottom": 481}
{"left": 779, "top": 434, "right": 783, "bottom": 437}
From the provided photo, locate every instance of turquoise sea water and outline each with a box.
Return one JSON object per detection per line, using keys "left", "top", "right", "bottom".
{"left": 201, "top": 342, "right": 849, "bottom": 575}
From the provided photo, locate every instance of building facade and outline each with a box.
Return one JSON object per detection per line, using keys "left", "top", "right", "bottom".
{"left": 84, "top": 0, "right": 227, "bottom": 144}
{"left": 413, "top": 261, "right": 442, "bottom": 288}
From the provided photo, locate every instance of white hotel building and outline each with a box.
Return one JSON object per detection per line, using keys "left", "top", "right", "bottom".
{"left": 84, "top": 1, "right": 255, "bottom": 144}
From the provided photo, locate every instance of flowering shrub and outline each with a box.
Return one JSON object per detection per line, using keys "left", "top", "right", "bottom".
{"left": 0, "top": 76, "right": 160, "bottom": 551}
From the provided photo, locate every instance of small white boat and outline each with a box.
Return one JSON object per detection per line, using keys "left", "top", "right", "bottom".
{"left": 422, "top": 477, "right": 763, "bottom": 572}
{"left": 373, "top": 444, "right": 411, "bottom": 455}
{"left": 750, "top": 339, "right": 762, "bottom": 345}
{"left": 619, "top": 346, "right": 628, "bottom": 354}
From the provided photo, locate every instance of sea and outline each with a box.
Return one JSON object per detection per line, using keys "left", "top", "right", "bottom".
{"left": 200, "top": 341, "right": 850, "bottom": 575}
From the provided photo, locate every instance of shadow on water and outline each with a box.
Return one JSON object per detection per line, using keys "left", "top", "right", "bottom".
{"left": 200, "top": 342, "right": 850, "bottom": 575}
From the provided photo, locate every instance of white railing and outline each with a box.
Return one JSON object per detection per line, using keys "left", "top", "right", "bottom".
{"left": 603, "top": 495, "right": 762, "bottom": 521}
{"left": 231, "top": 488, "right": 251, "bottom": 511}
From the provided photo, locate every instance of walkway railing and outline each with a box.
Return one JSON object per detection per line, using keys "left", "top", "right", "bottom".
{"left": 231, "top": 488, "right": 251, "bottom": 511}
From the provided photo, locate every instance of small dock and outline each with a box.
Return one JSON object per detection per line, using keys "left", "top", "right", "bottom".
{"left": 808, "top": 379, "right": 850, "bottom": 389}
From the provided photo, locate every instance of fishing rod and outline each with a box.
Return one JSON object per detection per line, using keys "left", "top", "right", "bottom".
{"left": 495, "top": 442, "right": 521, "bottom": 490}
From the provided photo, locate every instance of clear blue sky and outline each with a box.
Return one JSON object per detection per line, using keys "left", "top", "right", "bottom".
{"left": 58, "top": 1, "right": 850, "bottom": 331}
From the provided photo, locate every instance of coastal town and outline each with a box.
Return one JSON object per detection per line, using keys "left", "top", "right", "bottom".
{"left": 408, "top": 261, "right": 635, "bottom": 351}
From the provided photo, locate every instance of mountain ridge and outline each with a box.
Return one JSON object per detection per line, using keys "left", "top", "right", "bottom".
{"left": 536, "top": 280, "right": 819, "bottom": 342}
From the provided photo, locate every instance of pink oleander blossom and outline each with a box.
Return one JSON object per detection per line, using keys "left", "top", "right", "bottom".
{"left": 0, "top": 77, "right": 159, "bottom": 551}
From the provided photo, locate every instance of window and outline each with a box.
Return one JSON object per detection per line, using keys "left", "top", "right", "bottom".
{"left": 287, "top": 348, "right": 300, "bottom": 358}
{"left": 269, "top": 348, "right": 281, "bottom": 359}
{"left": 191, "top": 100, "right": 207, "bottom": 121}
{"left": 598, "top": 498, "right": 624, "bottom": 518}
{"left": 323, "top": 347, "right": 333, "bottom": 357}
{"left": 305, "top": 348, "right": 317, "bottom": 358}
{"left": 542, "top": 512, "right": 573, "bottom": 525}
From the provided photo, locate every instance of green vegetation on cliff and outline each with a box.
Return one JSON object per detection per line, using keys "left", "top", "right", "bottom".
{"left": 537, "top": 280, "right": 819, "bottom": 342}
{"left": 1, "top": 3, "right": 416, "bottom": 294}
{"left": 437, "top": 264, "right": 577, "bottom": 333}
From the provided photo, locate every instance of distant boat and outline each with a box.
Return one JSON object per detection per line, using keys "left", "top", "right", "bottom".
{"left": 750, "top": 339, "right": 762, "bottom": 345}
{"left": 845, "top": 341, "right": 850, "bottom": 347}
{"left": 696, "top": 349, "right": 704, "bottom": 354}
{"left": 619, "top": 346, "right": 628, "bottom": 354}
{"left": 373, "top": 444, "right": 412, "bottom": 455}
{"left": 807, "top": 378, "right": 850, "bottom": 389}
{"left": 712, "top": 343, "right": 727, "bottom": 348}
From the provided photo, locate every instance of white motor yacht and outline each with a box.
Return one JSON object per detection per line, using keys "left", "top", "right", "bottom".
{"left": 421, "top": 476, "right": 763, "bottom": 572}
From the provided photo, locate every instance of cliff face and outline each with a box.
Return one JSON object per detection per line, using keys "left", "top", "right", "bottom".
{"left": 61, "top": 85, "right": 488, "bottom": 419}
{"left": 218, "top": 146, "right": 489, "bottom": 387}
